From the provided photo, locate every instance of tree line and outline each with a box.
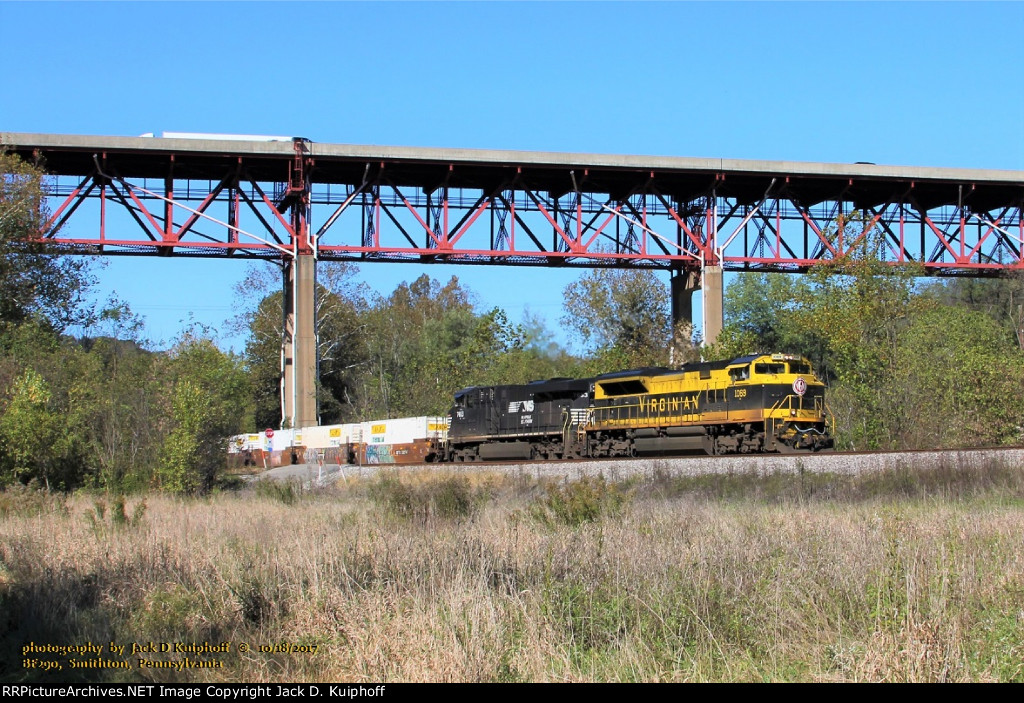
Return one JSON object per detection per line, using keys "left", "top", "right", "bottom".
{"left": 2, "top": 151, "right": 1022, "bottom": 492}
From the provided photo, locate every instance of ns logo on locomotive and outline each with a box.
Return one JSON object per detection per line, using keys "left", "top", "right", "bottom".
{"left": 445, "top": 353, "right": 833, "bottom": 462}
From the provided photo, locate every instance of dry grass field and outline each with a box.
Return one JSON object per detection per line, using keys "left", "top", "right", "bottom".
{"left": 2, "top": 459, "right": 1024, "bottom": 683}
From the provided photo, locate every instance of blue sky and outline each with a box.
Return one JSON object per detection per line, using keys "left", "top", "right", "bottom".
{"left": 2, "top": 1, "right": 1022, "bottom": 351}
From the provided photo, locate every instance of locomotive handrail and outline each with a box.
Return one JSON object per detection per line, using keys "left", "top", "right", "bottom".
{"left": 561, "top": 409, "right": 572, "bottom": 448}
{"left": 766, "top": 392, "right": 833, "bottom": 434}
{"left": 767, "top": 393, "right": 815, "bottom": 418}
{"left": 824, "top": 403, "right": 837, "bottom": 436}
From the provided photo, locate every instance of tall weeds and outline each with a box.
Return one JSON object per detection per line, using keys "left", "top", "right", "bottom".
{"left": 1, "top": 461, "right": 1022, "bottom": 682}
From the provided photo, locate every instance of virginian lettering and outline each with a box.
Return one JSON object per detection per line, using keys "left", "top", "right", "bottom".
{"left": 637, "top": 394, "right": 700, "bottom": 415}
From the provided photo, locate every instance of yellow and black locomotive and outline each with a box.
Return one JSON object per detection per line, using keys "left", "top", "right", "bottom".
{"left": 445, "top": 353, "right": 833, "bottom": 461}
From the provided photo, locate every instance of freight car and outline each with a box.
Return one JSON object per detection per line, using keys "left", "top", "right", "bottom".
{"left": 227, "top": 429, "right": 305, "bottom": 470}
{"left": 229, "top": 416, "right": 448, "bottom": 470}
{"left": 355, "top": 416, "right": 449, "bottom": 464}
{"left": 444, "top": 353, "right": 832, "bottom": 460}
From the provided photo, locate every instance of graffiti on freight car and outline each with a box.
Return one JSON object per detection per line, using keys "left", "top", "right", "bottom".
{"left": 364, "top": 444, "right": 397, "bottom": 464}
{"left": 303, "top": 446, "right": 349, "bottom": 465}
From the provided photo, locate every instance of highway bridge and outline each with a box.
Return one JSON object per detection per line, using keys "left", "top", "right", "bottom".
{"left": 3, "top": 132, "right": 1023, "bottom": 429}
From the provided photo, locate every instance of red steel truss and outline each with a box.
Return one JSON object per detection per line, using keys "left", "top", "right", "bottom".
{"left": 3, "top": 133, "right": 1024, "bottom": 275}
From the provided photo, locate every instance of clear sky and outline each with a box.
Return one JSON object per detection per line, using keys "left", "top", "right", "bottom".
{"left": 2, "top": 1, "right": 1022, "bottom": 351}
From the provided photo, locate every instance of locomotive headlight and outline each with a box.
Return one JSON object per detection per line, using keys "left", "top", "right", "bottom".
{"left": 790, "top": 409, "right": 797, "bottom": 416}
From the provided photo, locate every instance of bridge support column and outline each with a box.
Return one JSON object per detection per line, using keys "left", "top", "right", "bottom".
{"left": 702, "top": 265, "right": 723, "bottom": 346}
{"left": 670, "top": 270, "right": 701, "bottom": 333}
{"left": 282, "top": 253, "right": 318, "bottom": 429}
{"left": 670, "top": 266, "right": 724, "bottom": 349}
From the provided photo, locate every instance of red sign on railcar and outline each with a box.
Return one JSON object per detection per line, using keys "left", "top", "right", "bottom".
{"left": 265, "top": 428, "right": 275, "bottom": 439}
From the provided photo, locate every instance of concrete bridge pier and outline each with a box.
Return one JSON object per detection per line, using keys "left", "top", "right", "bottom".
{"left": 671, "top": 266, "right": 723, "bottom": 349}
{"left": 280, "top": 138, "right": 318, "bottom": 431}
{"left": 281, "top": 253, "right": 318, "bottom": 430}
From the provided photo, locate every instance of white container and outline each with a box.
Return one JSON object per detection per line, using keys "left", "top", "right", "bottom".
{"left": 301, "top": 423, "right": 361, "bottom": 449}
{"left": 270, "top": 429, "right": 297, "bottom": 452}
{"left": 228, "top": 433, "right": 265, "bottom": 453}
{"left": 361, "top": 416, "right": 448, "bottom": 445}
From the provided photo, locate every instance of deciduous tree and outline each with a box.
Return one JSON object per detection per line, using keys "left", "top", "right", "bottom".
{"left": 0, "top": 363, "right": 91, "bottom": 490}
{"left": 0, "top": 151, "right": 94, "bottom": 332}
{"left": 158, "top": 332, "right": 251, "bottom": 494}
{"left": 561, "top": 268, "right": 694, "bottom": 370}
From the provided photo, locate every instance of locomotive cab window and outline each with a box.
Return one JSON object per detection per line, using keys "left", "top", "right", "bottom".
{"left": 754, "top": 363, "right": 785, "bottom": 375}
{"left": 789, "top": 362, "right": 811, "bottom": 375}
{"left": 728, "top": 365, "right": 750, "bottom": 382}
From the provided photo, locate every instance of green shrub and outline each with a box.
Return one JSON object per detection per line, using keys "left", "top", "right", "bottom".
{"left": 85, "top": 495, "right": 146, "bottom": 535}
{"left": 368, "top": 473, "right": 486, "bottom": 521}
{"left": 253, "top": 479, "right": 300, "bottom": 505}
{"left": 530, "top": 476, "right": 627, "bottom": 528}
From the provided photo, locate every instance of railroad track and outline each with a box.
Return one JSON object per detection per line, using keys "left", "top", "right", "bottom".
{"left": 255, "top": 445, "right": 1024, "bottom": 485}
